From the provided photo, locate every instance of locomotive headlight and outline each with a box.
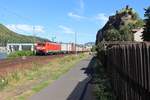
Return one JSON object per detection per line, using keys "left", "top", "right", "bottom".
{"left": 42, "top": 47, "right": 45, "bottom": 49}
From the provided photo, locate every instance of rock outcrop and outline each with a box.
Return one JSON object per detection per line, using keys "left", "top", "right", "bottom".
{"left": 96, "top": 5, "right": 143, "bottom": 44}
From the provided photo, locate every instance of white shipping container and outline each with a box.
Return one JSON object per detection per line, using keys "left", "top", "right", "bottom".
{"left": 67, "top": 43, "right": 72, "bottom": 51}
{"left": 61, "top": 43, "right": 68, "bottom": 51}
{"left": 76, "top": 46, "right": 83, "bottom": 52}
{"left": 61, "top": 43, "right": 73, "bottom": 52}
{"left": 79, "top": 47, "right": 82, "bottom": 51}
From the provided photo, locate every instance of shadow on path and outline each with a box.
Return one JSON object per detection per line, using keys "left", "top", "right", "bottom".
{"left": 67, "top": 57, "right": 96, "bottom": 100}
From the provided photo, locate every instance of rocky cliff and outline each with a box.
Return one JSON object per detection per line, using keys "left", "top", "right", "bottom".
{"left": 96, "top": 5, "right": 144, "bottom": 44}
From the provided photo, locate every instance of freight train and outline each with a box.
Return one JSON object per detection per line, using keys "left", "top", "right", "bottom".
{"left": 35, "top": 42, "right": 88, "bottom": 55}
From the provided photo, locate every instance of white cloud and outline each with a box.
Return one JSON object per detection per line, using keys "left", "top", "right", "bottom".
{"left": 68, "top": 12, "right": 85, "bottom": 19}
{"left": 95, "top": 13, "right": 108, "bottom": 25}
{"left": 5, "top": 24, "right": 45, "bottom": 33}
{"left": 58, "top": 25, "right": 75, "bottom": 34}
{"left": 68, "top": 12, "right": 109, "bottom": 25}
{"left": 34, "top": 26, "right": 45, "bottom": 33}
{"left": 68, "top": 0, "right": 85, "bottom": 20}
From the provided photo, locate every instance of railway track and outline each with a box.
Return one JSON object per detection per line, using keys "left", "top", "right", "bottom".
{"left": 0, "top": 54, "right": 65, "bottom": 75}
{"left": 0, "top": 55, "right": 59, "bottom": 67}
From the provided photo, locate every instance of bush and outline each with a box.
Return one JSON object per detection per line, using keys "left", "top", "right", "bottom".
{"left": 93, "top": 57, "right": 115, "bottom": 100}
{"left": 8, "top": 51, "right": 35, "bottom": 58}
{"left": 94, "top": 43, "right": 115, "bottom": 100}
{"left": 0, "top": 77, "right": 8, "bottom": 90}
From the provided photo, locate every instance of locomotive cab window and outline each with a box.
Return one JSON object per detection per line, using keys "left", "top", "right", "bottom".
{"left": 37, "top": 43, "right": 45, "bottom": 46}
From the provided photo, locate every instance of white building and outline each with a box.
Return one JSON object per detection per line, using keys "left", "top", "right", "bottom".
{"left": 7, "top": 43, "right": 35, "bottom": 54}
{"left": 133, "top": 28, "right": 143, "bottom": 42}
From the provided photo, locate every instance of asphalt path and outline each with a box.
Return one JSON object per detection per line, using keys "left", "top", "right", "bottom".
{"left": 29, "top": 56, "right": 93, "bottom": 100}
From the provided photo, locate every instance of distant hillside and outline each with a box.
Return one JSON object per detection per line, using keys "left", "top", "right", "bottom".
{"left": 0, "top": 24, "right": 49, "bottom": 46}
{"left": 84, "top": 42, "right": 95, "bottom": 46}
{"left": 96, "top": 5, "right": 144, "bottom": 44}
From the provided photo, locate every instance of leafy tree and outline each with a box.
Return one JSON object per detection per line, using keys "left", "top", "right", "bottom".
{"left": 104, "top": 25, "right": 135, "bottom": 41}
{"left": 104, "top": 28, "right": 121, "bottom": 41}
{"left": 127, "top": 19, "right": 144, "bottom": 29}
{"left": 119, "top": 25, "right": 134, "bottom": 41}
{"left": 142, "top": 6, "right": 150, "bottom": 41}
{"left": 91, "top": 45, "right": 96, "bottom": 52}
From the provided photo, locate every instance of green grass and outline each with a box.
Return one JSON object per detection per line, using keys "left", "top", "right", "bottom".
{"left": 32, "top": 80, "right": 50, "bottom": 93}
{"left": 0, "top": 53, "right": 89, "bottom": 100}
{"left": 8, "top": 50, "right": 35, "bottom": 58}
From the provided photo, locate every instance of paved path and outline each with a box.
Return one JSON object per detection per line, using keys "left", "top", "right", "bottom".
{"left": 29, "top": 56, "right": 93, "bottom": 100}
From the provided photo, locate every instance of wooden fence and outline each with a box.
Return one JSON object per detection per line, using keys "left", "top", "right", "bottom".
{"left": 106, "top": 42, "right": 150, "bottom": 100}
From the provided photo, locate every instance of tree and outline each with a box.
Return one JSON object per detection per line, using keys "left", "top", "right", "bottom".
{"left": 142, "top": 6, "right": 150, "bottom": 41}
{"left": 104, "top": 28, "right": 121, "bottom": 41}
{"left": 119, "top": 25, "right": 134, "bottom": 41}
{"left": 91, "top": 45, "right": 96, "bottom": 52}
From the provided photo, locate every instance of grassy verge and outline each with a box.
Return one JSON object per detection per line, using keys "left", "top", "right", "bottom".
{"left": 0, "top": 53, "right": 89, "bottom": 100}
{"left": 8, "top": 50, "right": 35, "bottom": 58}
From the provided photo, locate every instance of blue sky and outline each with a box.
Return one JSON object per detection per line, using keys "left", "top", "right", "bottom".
{"left": 0, "top": 0, "right": 150, "bottom": 44}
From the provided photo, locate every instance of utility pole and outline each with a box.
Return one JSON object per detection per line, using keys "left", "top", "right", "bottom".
{"left": 75, "top": 32, "right": 77, "bottom": 55}
{"left": 33, "top": 26, "right": 36, "bottom": 43}
{"left": 32, "top": 26, "right": 36, "bottom": 53}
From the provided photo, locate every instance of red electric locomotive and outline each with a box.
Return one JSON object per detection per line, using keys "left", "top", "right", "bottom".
{"left": 35, "top": 42, "right": 61, "bottom": 55}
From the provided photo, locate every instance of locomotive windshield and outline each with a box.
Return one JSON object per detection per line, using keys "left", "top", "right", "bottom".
{"left": 37, "top": 43, "right": 45, "bottom": 46}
